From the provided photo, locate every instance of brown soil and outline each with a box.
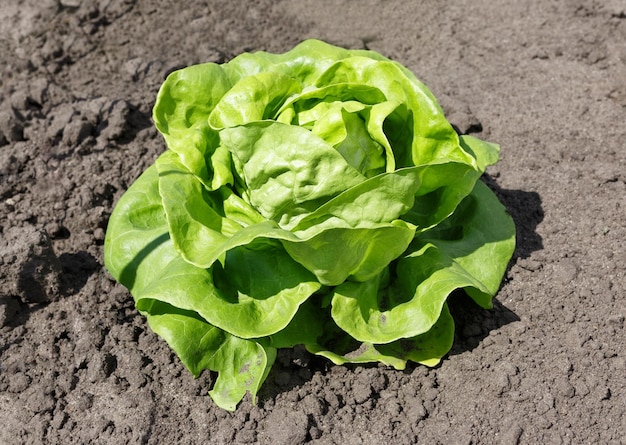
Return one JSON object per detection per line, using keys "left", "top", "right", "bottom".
{"left": 1, "top": 1, "right": 625, "bottom": 444}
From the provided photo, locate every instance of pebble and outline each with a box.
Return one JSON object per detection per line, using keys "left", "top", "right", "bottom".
{"left": 607, "top": 314, "right": 624, "bottom": 328}
{"left": 0, "top": 225, "right": 62, "bottom": 303}
{"left": 403, "top": 397, "right": 428, "bottom": 420}
{"left": 500, "top": 423, "right": 524, "bottom": 445}
{"left": 7, "top": 372, "right": 31, "bottom": 393}
{"left": 555, "top": 376, "right": 575, "bottom": 398}
{"left": 352, "top": 381, "right": 373, "bottom": 404}
{"left": 0, "top": 110, "right": 24, "bottom": 143}
{"left": 496, "top": 373, "right": 512, "bottom": 395}
{"left": 62, "top": 118, "right": 93, "bottom": 146}
{"left": 258, "top": 408, "right": 309, "bottom": 445}
{"left": 556, "top": 258, "right": 578, "bottom": 284}
{"left": 87, "top": 352, "right": 117, "bottom": 382}
{"left": 0, "top": 296, "right": 20, "bottom": 327}
{"left": 60, "top": 0, "right": 82, "bottom": 7}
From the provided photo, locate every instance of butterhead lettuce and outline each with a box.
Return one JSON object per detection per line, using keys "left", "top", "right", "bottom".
{"left": 104, "top": 39, "right": 515, "bottom": 410}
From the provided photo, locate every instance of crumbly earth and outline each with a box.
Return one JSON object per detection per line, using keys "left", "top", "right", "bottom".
{"left": 1, "top": 1, "right": 624, "bottom": 444}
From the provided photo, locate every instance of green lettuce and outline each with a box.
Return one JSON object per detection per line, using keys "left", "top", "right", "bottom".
{"left": 104, "top": 39, "right": 515, "bottom": 410}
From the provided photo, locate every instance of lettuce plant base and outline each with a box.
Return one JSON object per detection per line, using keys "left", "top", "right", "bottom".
{"left": 1, "top": 0, "right": 625, "bottom": 443}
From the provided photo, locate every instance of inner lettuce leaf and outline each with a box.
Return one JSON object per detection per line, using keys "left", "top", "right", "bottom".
{"left": 104, "top": 39, "right": 516, "bottom": 411}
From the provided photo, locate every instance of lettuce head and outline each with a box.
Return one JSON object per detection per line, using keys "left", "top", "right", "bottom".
{"left": 104, "top": 39, "right": 515, "bottom": 410}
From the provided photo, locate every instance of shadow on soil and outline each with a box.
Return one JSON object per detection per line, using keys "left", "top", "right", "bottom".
{"left": 483, "top": 175, "right": 544, "bottom": 261}
{"left": 5, "top": 251, "right": 100, "bottom": 328}
{"left": 58, "top": 251, "right": 101, "bottom": 295}
{"left": 447, "top": 293, "right": 521, "bottom": 356}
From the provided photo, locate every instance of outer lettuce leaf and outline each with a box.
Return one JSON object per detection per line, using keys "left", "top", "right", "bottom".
{"left": 405, "top": 161, "right": 486, "bottom": 232}
{"left": 104, "top": 164, "right": 177, "bottom": 296}
{"left": 138, "top": 300, "right": 276, "bottom": 411}
{"left": 110, "top": 155, "right": 323, "bottom": 339}
{"left": 104, "top": 161, "right": 282, "bottom": 410}
{"left": 134, "top": 248, "right": 321, "bottom": 339}
{"left": 266, "top": 298, "right": 454, "bottom": 368}
{"left": 311, "top": 303, "right": 455, "bottom": 368}
{"left": 330, "top": 180, "right": 515, "bottom": 343}
{"left": 330, "top": 243, "right": 485, "bottom": 343}
{"left": 419, "top": 179, "right": 516, "bottom": 308}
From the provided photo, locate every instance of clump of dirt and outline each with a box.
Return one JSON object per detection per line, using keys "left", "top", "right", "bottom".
{"left": 1, "top": 1, "right": 624, "bottom": 444}
{"left": 0, "top": 225, "right": 61, "bottom": 307}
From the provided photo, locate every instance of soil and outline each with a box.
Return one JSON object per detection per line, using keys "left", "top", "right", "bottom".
{"left": 1, "top": 0, "right": 625, "bottom": 444}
